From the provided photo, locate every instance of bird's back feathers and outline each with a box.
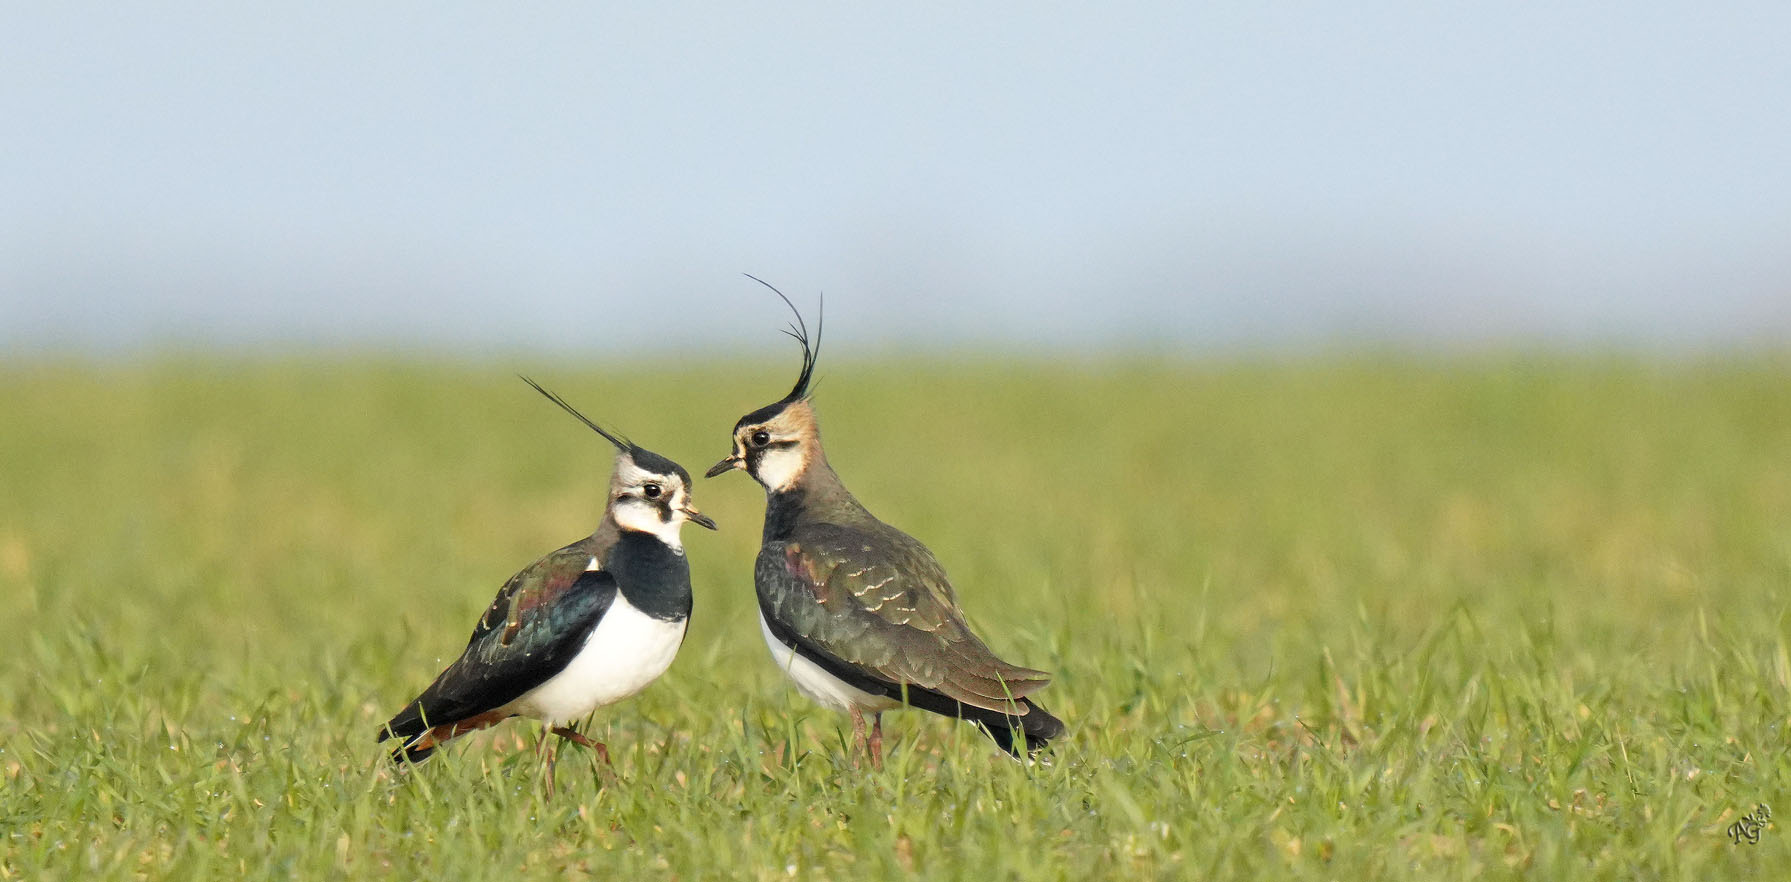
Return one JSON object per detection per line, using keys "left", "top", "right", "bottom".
{"left": 756, "top": 519, "right": 1054, "bottom": 715}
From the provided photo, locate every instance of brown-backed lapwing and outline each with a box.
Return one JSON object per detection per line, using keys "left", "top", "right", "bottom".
{"left": 705, "top": 282, "right": 1064, "bottom": 764}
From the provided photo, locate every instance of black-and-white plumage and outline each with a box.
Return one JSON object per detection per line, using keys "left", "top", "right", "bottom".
{"left": 379, "top": 378, "right": 715, "bottom": 773}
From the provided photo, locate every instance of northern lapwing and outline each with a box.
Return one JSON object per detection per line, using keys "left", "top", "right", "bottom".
{"left": 705, "top": 281, "right": 1064, "bottom": 764}
{"left": 380, "top": 377, "right": 715, "bottom": 790}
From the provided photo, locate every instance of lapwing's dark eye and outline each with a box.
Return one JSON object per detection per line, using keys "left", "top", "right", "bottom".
{"left": 642, "top": 483, "right": 662, "bottom": 499}
{"left": 750, "top": 430, "right": 771, "bottom": 448}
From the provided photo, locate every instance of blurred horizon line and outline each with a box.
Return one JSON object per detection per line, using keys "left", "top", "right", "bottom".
{"left": 6, "top": 331, "right": 1790, "bottom": 367}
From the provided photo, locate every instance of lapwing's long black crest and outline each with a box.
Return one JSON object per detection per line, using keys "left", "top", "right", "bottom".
{"left": 743, "top": 274, "right": 822, "bottom": 404}
{"left": 519, "top": 375, "right": 630, "bottom": 452}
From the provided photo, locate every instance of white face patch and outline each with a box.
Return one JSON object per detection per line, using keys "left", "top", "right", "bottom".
{"left": 610, "top": 497, "right": 685, "bottom": 548}
{"left": 751, "top": 443, "right": 808, "bottom": 493}
{"left": 608, "top": 454, "right": 693, "bottom": 549}
{"left": 738, "top": 402, "right": 820, "bottom": 493}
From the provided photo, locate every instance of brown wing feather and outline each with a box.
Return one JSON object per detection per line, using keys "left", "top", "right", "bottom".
{"left": 763, "top": 521, "right": 1051, "bottom": 713}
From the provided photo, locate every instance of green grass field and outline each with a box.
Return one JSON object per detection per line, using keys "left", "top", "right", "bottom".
{"left": 2, "top": 354, "right": 1787, "bottom": 879}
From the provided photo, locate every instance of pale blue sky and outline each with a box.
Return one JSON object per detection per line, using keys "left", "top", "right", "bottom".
{"left": 4, "top": 2, "right": 1787, "bottom": 355}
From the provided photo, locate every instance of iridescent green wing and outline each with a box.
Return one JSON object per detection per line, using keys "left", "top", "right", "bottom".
{"left": 387, "top": 540, "right": 616, "bottom": 733}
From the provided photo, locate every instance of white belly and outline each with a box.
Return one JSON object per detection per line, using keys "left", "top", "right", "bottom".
{"left": 759, "top": 613, "right": 900, "bottom": 714}
{"left": 507, "top": 595, "right": 687, "bottom": 724}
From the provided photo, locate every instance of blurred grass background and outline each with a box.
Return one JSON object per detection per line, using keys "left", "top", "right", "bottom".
{"left": 2, "top": 354, "right": 1787, "bottom": 879}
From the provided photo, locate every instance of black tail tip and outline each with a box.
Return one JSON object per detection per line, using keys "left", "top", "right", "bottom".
{"left": 388, "top": 743, "right": 436, "bottom": 766}
{"left": 377, "top": 723, "right": 434, "bottom": 766}
{"left": 979, "top": 721, "right": 1057, "bottom": 758}
{"left": 980, "top": 702, "right": 1065, "bottom": 759}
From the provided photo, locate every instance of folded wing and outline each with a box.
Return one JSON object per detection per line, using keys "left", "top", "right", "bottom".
{"left": 755, "top": 522, "right": 1051, "bottom": 714}
{"left": 381, "top": 543, "right": 617, "bottom": 748}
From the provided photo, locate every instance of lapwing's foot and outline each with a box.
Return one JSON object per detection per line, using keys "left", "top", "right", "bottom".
{"left": 551, "top": 725, "right": 612, "bottom": 765}
{"left": 552, "top": 725, "right": 618, "bottom": 788}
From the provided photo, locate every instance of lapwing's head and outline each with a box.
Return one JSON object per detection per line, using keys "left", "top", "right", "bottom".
{"left": 705, "top": 278, "right": 824, "bottom": 493}
{"left": 603, "top": 445, "right": 714, "bottom": 544}
{"left": 521, "top": 377, "right": 718, "bottom": 544}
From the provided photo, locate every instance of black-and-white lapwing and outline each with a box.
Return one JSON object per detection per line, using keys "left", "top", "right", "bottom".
{"left": 380, "top": 378, "right": 715, "bottom": 790}
{"left": 705, "top": 283, "right": 1064, "bottom": 764}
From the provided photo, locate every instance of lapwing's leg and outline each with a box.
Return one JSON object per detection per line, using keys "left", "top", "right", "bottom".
{"left": 537, "top": 725, "right": 560, "bottom": 801}
{"left": 849, "top": 708, "right": 868, "bottom": 768}
{"left": 551, "top": 725, "right": 612, "bottom": 766}
{"left": 868, "top": 712, "right": 885, "bottom": 769}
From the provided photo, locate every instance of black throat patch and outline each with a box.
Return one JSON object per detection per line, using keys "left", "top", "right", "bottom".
{"left": 602, "top": 531, "right": 693, "bottom": 621}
